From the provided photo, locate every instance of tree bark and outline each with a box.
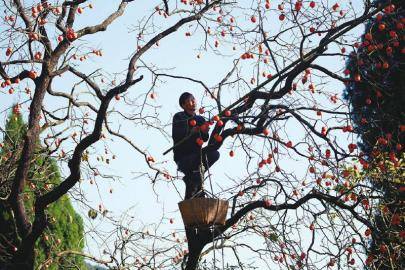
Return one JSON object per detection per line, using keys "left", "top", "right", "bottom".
{"left": 8, "top": 246, "right": 35, "bottom": 270}
{"left": 184, "top": 224, "right": 216, "bottom": 270}
{"left": 185, "top": 228, "right": 205, "bottom": 270}
{"left": 185, "top": 246, "right": 204, "bottom": 270}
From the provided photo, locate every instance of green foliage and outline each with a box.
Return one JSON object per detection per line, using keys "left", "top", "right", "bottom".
{"left": 354, "top": 155, "right": 404, "bottom": 269}
{"left": 0, "top": 108, "right": 87, "bottom": 269}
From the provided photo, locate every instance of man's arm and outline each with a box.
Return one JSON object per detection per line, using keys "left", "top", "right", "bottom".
{"left": 172, "top": 113, "right": 189, "bottom": 142}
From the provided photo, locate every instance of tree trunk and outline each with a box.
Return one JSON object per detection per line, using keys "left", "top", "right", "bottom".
{"left": 185, "top": 234, "right": 205, "bottom": 270}
{"left": 184, "top": 226, "right": 213, "bottom": 270}
{"left": 9, "top": 245, "right": 35, "bottom": 270}
{"left": 8, "top": 217, "right": 46, "bottom": 270}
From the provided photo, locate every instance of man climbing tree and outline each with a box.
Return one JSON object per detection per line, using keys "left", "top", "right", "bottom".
{"left": 172, "top": 92, "right": 220, "bottom": 199}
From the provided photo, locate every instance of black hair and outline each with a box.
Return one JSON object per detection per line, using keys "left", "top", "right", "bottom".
{"left": 179, "top": 92, "right": 194, "bottom": 108}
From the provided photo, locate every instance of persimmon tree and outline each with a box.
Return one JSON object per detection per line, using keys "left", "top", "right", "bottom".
{"left": 0, "top": 0, "right": 403, "bottom": 270}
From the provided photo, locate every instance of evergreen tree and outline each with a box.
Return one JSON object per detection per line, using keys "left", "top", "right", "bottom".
{"left": 0, "top": 107, "right": 87, "bottom": 269}
{"left": 344, "top": 1, "right": 404, "bottom": 269}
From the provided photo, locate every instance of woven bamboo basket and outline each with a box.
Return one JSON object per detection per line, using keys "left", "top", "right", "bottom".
{"left": 178, "top": 198, "right": 228, "bottom": 227}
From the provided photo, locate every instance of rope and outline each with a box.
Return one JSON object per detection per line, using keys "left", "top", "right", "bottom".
{"left": 204, "top": 152, "right": 223, "bottom": 269}
{"left": 212, "top": 224, "right": 216, "bottom": 269}
{"left": 201, "top": 148, "right": 216, "bottom": 198}
{"left": 222, "top": 240, "right": 225, "bottom": 269}
{"left": 189, "top": 146, "right": 216, "bottom": 199}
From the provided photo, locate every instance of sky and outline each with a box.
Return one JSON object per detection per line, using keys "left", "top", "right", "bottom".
{"left": 0, "top": 0, "right": 369, "bottom": 268}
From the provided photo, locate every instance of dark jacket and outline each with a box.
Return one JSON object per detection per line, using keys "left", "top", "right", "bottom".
{"left": 172, "top": 111, "right": 209, "bottom": 162}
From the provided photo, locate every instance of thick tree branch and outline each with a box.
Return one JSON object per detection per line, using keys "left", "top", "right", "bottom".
{"left": 213, "top": 191, "right": 374, "bottom": 239}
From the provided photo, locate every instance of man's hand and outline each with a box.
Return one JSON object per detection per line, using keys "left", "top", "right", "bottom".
{"left": 191, "top": 126, "right": 200, "bottom": 134}
{"left": 200, "top": 123, "right": 210, "bottom": 133}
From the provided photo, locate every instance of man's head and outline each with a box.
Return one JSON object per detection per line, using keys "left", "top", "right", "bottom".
{"left": 179, "top": 92, "right": 196, "bottom": 115}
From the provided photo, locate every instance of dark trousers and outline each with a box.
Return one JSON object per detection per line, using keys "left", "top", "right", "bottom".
{"left": 176, "top": 150, "right": 220, "bottom": 199}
